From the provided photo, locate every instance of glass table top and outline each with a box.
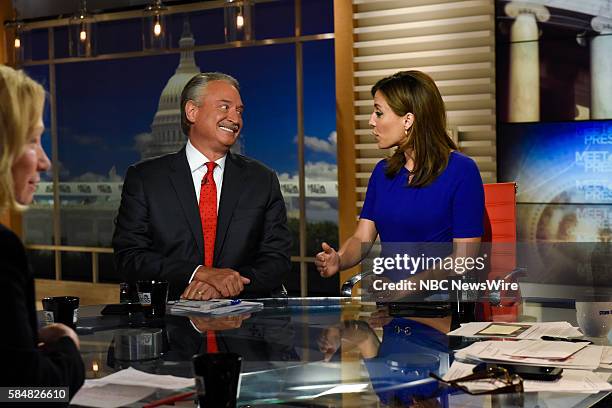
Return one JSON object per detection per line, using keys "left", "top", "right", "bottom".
{"left": 67, "top": 298, "right": 611, "bottom": 407}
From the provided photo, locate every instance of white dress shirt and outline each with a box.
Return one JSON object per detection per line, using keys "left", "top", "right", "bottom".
{"left": 185, "top": 139, "right": 226, "bottom": 211}
{"left": 185, "top": 139, "right": 227, "bottom": 283}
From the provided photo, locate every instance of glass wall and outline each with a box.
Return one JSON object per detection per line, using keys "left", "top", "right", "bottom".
{"left": 16, "top": 0, "right": 337, "bottom": 295}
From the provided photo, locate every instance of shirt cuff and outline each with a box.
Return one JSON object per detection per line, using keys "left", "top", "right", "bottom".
{"left": 189, "top": 319, "right": 203, "bottom": 333}
{"left": 189, "top": 265, "right": 201, "bottom": 283}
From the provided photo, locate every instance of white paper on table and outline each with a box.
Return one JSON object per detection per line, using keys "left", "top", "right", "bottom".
{"left": 71, "top": 383, "right": 155, "bottom": 408}
{"left": 209, "top": 301, "right": 263, "bottom": 315}
{"left": 86, "top": 367, "right": 194, "bottom": 390}
{"left": 505, "top": 340, "right": 590, "bottom": 359}
{"left": 454, "top": 341, "right": 604, "bottom": 370}
{"left": 169, "top": 300, "right": 263, "bottom": 315}
{"left": 448, "top": 322, "right": 583, "bottom": 339}
{"left": 601, "top": 346, "right": 612, "bottom": 364}
{"left": 524, "top": 370, "right": 612, "bottom": 393}
{"left": 444, "top": 361, "right": 612, "bottom": 394}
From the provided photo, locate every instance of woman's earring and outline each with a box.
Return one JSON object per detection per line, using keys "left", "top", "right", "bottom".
{"left": 404, "top": 128, "right": 408, "bottom": 136}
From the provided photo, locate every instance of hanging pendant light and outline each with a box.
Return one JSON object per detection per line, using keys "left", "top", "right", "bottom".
{"left": 143, "top": 0, "right": 168, "bottom": 50}
{"left": 4, "top": 20, "right": 25, "bottom": 65}
{"left": 4, "top": 8, "right": 27, "bottom": 66}
{"left": 224, "top": 0, "right": 253, "bottom": 42}
{"left": 69, "top": 0, "right": 96, "bottom": 57}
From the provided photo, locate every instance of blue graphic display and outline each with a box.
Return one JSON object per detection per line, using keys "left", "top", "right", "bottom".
{"left": 498, "top": 121, "right": 612, "bottom": 242}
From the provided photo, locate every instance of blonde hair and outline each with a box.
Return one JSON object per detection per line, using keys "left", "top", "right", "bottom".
{"left": 0, "top": 65, "right": 45, "bottom": 213}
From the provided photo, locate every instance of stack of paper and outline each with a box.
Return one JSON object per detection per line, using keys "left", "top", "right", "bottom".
{"left": 84, "top": 367, "right": 193, "bottom": 389}
{"left": 169, "top": 299, "right": 263, "bottom": 315}
{"left": 454, "top": 340, "right": 603, "bottom": 370}
{"left": 71, "top": 384, "right": 156, "bottom": 408}
{"left": 444, "top": 361, "right": 612, "bottom": 394}
{"left": 71, "top": 367, "right": 194, "bottom": 408}
{"left": 601, "top": 346, "right": 612, "bottom": 369}
{"left": 448, "top": 321, "right": 583, "bottom": 339}
{"left": 504, "top": 340, "right": 589, "bottom": 360}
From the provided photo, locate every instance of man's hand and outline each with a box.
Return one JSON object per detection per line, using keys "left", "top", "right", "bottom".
{"left": 182, "top": 281, "right": 221, "bottom": 300}
{"left": 189, "top": 313, "right": 252, "bottom": 332}
{"left": 194, "top": 266, "right": 250, "bottom": 297}
{"left": 315, "top": 242, "right": 340, "bottom": 277}
{"left": 317, "top": 326, "right": 341, "bottom": 362}
{"left": 38, "top": 323, "right": 80, "bottom": 350}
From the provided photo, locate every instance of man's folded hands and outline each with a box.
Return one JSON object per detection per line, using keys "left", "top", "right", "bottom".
{"left": 182, "top": 266, "right": 251, "bottom": 299}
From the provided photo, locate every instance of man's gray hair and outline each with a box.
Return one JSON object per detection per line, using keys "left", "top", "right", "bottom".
{"left": 180, "top": 72, "right": 240, "bottom": 136}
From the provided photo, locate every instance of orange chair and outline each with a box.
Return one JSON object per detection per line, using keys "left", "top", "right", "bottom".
{"left": 479, "top": 182, "right": 521, "bottom": 322}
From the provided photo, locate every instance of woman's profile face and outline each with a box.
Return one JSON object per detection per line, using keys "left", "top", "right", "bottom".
{"left": 11, "top": 116, "right": 51, "bottom": 205}
{"left": 369, "top": 90, "right": 410, "bottom": 149}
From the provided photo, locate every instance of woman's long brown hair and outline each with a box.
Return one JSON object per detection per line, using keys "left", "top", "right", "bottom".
{"left": 371, "top": 70, "right": 457, "bottom": 187}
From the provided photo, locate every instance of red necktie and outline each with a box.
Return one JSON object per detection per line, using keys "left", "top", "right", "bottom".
{"left": 199, "top": 162, "right": 217, "bottom": 269}
{"left": 199, "top": 162, "right": 219, "bottom": 353}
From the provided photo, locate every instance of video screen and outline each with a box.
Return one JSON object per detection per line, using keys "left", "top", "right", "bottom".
{"left": 498, "top": 120, "right": 612, "bottom": 242}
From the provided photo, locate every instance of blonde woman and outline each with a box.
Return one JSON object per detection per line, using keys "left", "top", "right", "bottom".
{"left": 0, "top": 65, "right": 84, "bottom": 395}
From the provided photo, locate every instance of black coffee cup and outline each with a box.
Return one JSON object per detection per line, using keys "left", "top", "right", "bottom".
{"left": 42, "top": 296, "right": 80, "bottom": 328}
{"left": 136, "top": 280, "right": 168, "bottom": 318}
{"left": 192, "top": 352, "right": 242, "bottom": 408}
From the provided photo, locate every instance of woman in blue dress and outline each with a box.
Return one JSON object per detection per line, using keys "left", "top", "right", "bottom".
{"left": 315, "top": 71, "right": 484, "bottom": 289}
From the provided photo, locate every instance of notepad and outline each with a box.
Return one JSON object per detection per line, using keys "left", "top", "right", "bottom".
{"left": 476, "top": 323, "right": 526, "bottom": 336}
{"left": 448, "top": 321, "right": 583, "bottom": 339}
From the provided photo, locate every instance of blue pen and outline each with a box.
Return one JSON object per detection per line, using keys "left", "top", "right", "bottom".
{"left": 208, "top": 299, "right": 241, "bottom": 309}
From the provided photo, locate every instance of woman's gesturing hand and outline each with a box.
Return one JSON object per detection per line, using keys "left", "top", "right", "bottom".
{"left": 315, "top": 242, "right": 341, "bottom": 277}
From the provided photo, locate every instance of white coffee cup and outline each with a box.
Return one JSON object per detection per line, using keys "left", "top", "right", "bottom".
{"left": 575, "top": 301, "right": 612, "bottom": 337}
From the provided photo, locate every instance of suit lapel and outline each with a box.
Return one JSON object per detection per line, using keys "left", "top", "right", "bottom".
{"left": 214, "top": 152, "right": 247, "bottom": 264}
{"left": 168, "top": 147, "right": 204, "bottom": 259}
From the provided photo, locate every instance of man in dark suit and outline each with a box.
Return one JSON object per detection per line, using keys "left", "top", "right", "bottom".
{"left": 113, "top": 72, "right": 291, "bottom": 300}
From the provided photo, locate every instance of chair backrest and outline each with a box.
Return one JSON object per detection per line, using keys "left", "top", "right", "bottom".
{"left": 483, "top": 182, "right": 517, "bottom": 243}
{"left": 480, "top": 182, "right": 519, "bottom": 321}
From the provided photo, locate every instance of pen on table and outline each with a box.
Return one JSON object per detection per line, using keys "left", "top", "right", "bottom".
{"left": 142, "top": 390, "right": 195, "bottom": 408}
{"left": 540, "top": 335, "right": 593, "bottom": 344}
{"left": 210, "top": 299, "right": 241, "bottom": 309}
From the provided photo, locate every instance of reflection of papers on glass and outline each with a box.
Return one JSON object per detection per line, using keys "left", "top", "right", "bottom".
{"left": 448, "top": 321, "right": 583, "bottom": 339}
{"left": 86, "top": 367, "right": 194, "bottom": 390}
{"left": 311, "top": 383, "right": 370, "bottom": 398}
{"left": 444, "top": 361, "right": 612, "bottom": 394}
{"left": 71, "top": 384, "right": 155, "bottom": 408}
{"left": 454, "top": 341, "right": 604, "bottom": 370}
{"left": 476, "top": 323, "right": 528, "bottom": 337}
